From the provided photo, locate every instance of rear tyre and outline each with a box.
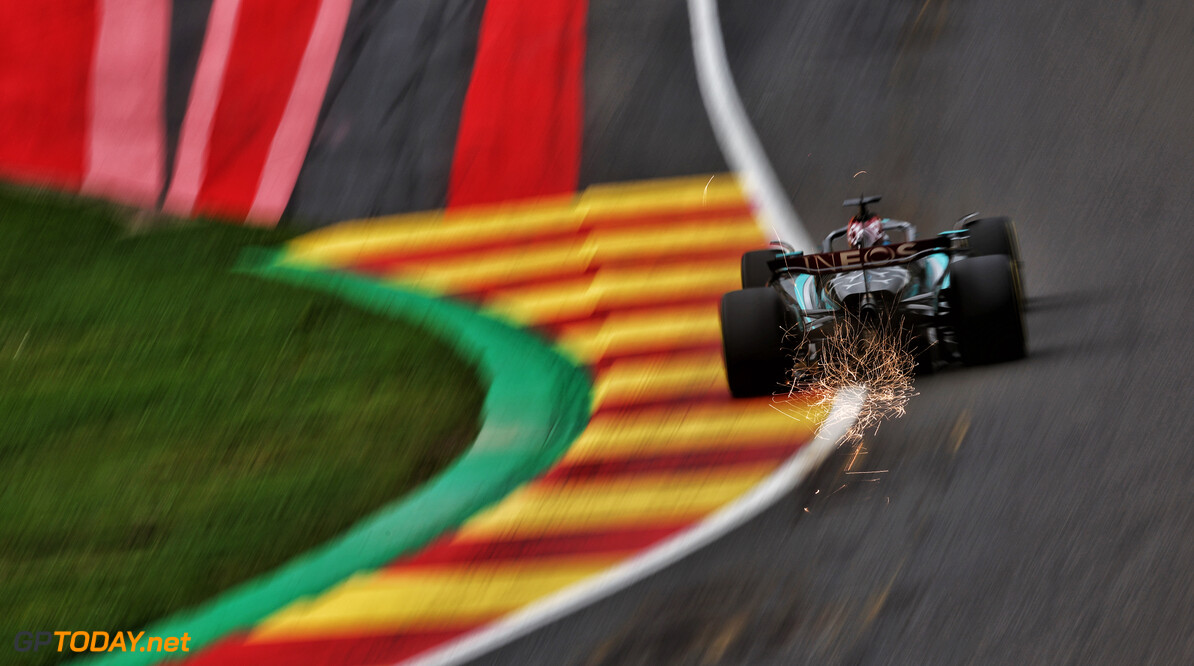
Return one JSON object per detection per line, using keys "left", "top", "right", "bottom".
{"left": 949, "top": 255, "right": 1026, "bottom": 365}
{"left": 966, "top": 216, "right": 1024, "bottom": 289}
{"left": 965, "top": 217, "right": 1019, "bottom": 260}
{"left": 720, "top": 288, "right": 792, "bottom": 397}
{"left": 741, "top": 249, "right": 782, "bottom": 288}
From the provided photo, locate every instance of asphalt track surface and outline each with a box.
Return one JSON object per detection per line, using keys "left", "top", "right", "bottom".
{"left": 479, "top": 0, "right": 1194, "bottom": 664}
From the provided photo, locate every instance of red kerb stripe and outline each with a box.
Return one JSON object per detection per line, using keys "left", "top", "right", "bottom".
{"left": 193, "top": 0, "right": 322, "bottom": 219}
{"left": 391, "top": 525, "right": 686, "bottom": 568}
{"left": 593, "top": 342, "right": 727, "bottom": 370}
{"left": 447, "top": 0, "right": 588, "bottom": 207}
{"left": 0, "top": 0, "right": 96, "bottom": 188}
{"left": 539, "top": 444, "right": 801, "bottom": 483}
{"left": 170, "top": 629, "right": 472, "bottom": 666}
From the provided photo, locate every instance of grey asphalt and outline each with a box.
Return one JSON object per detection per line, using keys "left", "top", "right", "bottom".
{"left": 476, "top": 0, "right": 1194, "bottom": 664}
{"left": 285, "top": 0, "right": 485, "bottom": 224}
{"left": 161, "top": 0, "right": 213, "bottom": 207}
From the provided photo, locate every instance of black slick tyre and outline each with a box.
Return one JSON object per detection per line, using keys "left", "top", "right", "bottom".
{"left": 741, "top": 249, "right": 782, "bottom": 288}
{"left": 966, "top": 216, "right": 1024, "bottom": 289}
{"left": 720, "top": 287, "right": 791, "bottom": 397}
{"left": 949, "top": 255, "right": 1027, "bottom": 365}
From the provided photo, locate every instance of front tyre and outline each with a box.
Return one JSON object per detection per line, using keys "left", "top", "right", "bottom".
{"left": 949, "top": 255, "right": 1027, "bottom": 365}
{"left": 720, "top": 287, "right": 792, "bottom": 397}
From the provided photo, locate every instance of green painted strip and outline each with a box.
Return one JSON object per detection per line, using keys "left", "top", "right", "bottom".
{"left": 88, "top": 250, "right": 592, "bottom": 665}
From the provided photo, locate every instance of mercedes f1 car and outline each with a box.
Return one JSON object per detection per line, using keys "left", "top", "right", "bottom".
{"left": 720, "top": 196, "right": 1026, "bottom": 398}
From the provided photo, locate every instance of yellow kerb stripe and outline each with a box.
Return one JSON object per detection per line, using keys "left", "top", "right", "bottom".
{"left": 556, "top": 303, "right": 722, "bottom": 363}
{"left": 283, "top": 201, "right": 583, "bottom": 267}
{"left": 326, "top": 220, "right": 758, "bottom": 298}
{"left": 578, "top": 173, "right": 745, "bottom": 214}
{"left": 249, "top": 556, "right": 619, "bottom": 639}
{"left": 485, "top": 261, "right": 739, "bottom": 326}
{"left": 561, "top": 398, "right": 824, "bottom": 462}
{"left": 592, "top": 351, "right": 729, "bottom": 409}
{"left": 380, "top": 241, "right": 591, "bottom": 296}
{"left": 456, "top": 465, "right": 776, "bottom": 541}
{"left": 283, "top": 174, "right": 750, "bottom": 267}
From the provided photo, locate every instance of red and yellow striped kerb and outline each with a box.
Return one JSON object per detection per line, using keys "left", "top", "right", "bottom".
{"left": 176, "top": 174, "right": 827, "bottom": 665}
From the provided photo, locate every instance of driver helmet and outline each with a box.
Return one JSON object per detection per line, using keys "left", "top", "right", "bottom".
{"left": 847, "top": 215, "right": 888, "bottom": 248}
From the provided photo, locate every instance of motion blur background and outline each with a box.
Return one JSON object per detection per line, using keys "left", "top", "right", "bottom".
{"left": 3, "top": 0, "right": 1194, "bottom": 663}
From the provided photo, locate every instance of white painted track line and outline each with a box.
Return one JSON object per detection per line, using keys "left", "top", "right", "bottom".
{"left": 687, "top": 0, "right": 816, "bottom": 252}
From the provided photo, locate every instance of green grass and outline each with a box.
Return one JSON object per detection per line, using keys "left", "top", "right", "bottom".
{"left": 0, "top": 186, "right": 484, "bottom": 663}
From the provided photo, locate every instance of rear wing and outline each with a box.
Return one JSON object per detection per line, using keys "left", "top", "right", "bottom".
{"left": 768, "top": 236, "right": 960, "bottom": 277}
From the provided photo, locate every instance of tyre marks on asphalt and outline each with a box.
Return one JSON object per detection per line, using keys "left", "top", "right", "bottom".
{"left": 169, "top": 173, "right": 828, "bottom": 665}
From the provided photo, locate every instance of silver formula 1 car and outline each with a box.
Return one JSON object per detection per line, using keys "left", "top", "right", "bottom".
{"left": 719, "top": 196, "right": 1026, "bottom": 398}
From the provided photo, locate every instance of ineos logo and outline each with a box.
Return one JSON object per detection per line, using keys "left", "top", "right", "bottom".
{"left": 795, "top": 241, "right": 920, "bottom": 271}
